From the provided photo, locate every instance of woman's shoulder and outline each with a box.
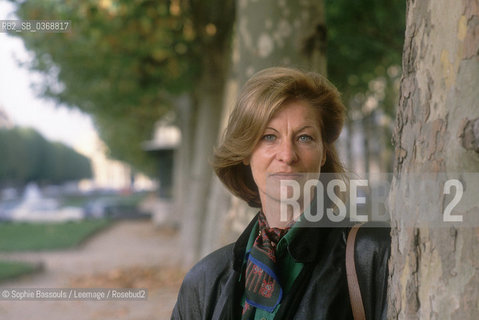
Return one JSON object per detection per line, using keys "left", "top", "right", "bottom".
{"left": 172, "top": 244, "right": 237, "bottom": 319}
{"left": 180, "top": 243, "right": 236, "bottom": 292}
{"left": 354, "top": 222, "right": 391, "bottom": 255}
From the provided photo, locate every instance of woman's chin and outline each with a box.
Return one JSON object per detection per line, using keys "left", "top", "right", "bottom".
{"left": 264, "top": 175, "right": 319, "bottom": 201}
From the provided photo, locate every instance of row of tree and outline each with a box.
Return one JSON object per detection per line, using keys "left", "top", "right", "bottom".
{"left": 0, "top": 127, "right": 92, "bottom": 186}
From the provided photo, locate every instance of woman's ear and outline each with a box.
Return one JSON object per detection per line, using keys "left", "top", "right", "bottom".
{"left": 243, "top": 158, "right": 250, "bottom": 166}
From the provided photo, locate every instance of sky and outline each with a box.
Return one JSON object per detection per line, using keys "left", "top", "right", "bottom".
{"left": 0, "top": 1, "right": 97, "bottom": 151}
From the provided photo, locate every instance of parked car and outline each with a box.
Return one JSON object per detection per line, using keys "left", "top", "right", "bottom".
{"left": 83, "top": 198, "right": 150, "bottom": 220}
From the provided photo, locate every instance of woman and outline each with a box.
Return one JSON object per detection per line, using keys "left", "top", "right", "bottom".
{"left": 171, "top": 67, "right": 390, "bottom": 320}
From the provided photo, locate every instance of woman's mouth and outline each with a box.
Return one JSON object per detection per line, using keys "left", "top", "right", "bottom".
{"left": 269, "top": 172, "right": 303, "bottom": 179}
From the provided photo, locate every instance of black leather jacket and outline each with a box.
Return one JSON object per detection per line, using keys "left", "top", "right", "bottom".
{"left": 171, "top": 216, "right": 390, "bottom": 320}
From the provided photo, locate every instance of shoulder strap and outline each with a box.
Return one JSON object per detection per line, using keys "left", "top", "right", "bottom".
{"left": 346, "top": 224, "right": 366, "bottom": 320}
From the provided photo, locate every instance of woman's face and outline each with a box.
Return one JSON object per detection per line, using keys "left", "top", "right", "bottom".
{"left": 244, "top": 100, "right": 326, "bottom": 209}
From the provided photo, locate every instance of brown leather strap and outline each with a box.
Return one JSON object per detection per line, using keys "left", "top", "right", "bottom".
{"left": 346, "top": 224, "right": 366, "bottom": 320}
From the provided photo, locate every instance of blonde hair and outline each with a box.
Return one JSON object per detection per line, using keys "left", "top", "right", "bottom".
{"left": 213, "top": 67, "right": 346, "bottom": 207}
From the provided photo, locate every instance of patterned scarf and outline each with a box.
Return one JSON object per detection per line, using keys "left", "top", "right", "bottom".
{"left": 241, "top": 212, "right": 292, "bottom": 319}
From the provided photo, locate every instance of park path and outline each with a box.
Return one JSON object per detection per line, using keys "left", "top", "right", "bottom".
{"left": 0, "top": 220, "right": 185, "bottom": 320}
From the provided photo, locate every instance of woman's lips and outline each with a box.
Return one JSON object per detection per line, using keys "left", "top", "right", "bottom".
{"left": 269, "top": 172, "right": 303, "bottom": 179}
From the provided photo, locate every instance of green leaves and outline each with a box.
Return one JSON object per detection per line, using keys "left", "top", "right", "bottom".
{"left": 0, "top": 127, "right": 92, "bottom": 185}
{"left": 10, "top": 0, "right": 198, "bottom": 173}
{"left": 326, "top": 0, "right": 405, "bottom": 96}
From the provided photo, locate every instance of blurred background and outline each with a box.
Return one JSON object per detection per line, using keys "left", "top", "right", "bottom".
{"left": 0, "top": 0, "right": 405, "bottom": 318}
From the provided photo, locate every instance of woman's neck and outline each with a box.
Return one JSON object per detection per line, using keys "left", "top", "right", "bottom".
{"left": 261, "top": 197, "right": 303, "bottom": 229}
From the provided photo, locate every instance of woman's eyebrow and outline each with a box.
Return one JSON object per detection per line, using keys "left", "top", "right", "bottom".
{"left": 264, "top": 127, "right": 279, "bottom": 133}
{"left": 296, "top": 125, "right": 318, "bottom": 132}
{"left": 265, "top": 125, "right": 318, "bottom": 133}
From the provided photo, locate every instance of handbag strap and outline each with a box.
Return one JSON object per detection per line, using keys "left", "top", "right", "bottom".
{"left": 346, "top": 224, "right": 366, "bottom": 320}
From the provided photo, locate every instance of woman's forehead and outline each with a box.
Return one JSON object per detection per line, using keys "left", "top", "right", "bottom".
{"left": 266, "top": 100, "right": 320, "bottom": 126}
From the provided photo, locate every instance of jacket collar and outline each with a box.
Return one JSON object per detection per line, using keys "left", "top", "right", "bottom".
{"left": 233, "top": 212, "right": 259, "bottom": 271}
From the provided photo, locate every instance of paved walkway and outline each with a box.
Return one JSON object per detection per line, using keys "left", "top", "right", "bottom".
{"left": 0, "top": 220, "right": 184, "bottom": 320}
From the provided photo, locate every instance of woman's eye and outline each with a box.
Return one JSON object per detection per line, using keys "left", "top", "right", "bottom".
{"left": 298, "top": 135, "right": 313, "bottom": 143}
{"left": 262, "top": 134, "right": 276, "bottom": 141}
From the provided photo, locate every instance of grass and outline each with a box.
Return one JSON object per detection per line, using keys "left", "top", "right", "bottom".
{"left": 0, "top": 260, "right": 39, "bottom": 282}
{"left": 0, "top": 219, "right": 112, "bottom": 252}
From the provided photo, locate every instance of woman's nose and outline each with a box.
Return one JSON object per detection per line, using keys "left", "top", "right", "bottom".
{"left": 276, "top": 139, "right": 298, "bottom": 164}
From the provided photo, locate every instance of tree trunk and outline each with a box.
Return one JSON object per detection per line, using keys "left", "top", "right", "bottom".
{"left": 345, "top": 110, "right": 354, "bottom": 171}
{"left": 172, "top": 93, "right": 194, "bottom": 228}
{"left": 176, "top": 0, "right": 235, "bottom": 268}
{"left": 201, "top": 77, "right": 239, "bottom": 256}
{"left": 388, "top": 1, "right": 479, "bottom": 318}
{"left": 180, "top": 58, "right": 229, "bottom": 267}
{"left": 363, "top": 113, "right": 372, "bottom": 174}
{"left": 237, "top": 0, "right": 327, "bottom": 83}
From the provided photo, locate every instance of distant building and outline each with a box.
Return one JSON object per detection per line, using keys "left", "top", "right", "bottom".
{"left": 142, "top": 121, "right": 180, "bottom": 198}
{"left": 75, "top": 132, "right": 157, "bottom": 193}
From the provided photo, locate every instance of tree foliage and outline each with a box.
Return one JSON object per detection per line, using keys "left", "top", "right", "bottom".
{"left": 0, "top": 127, "right": 92, "bottom": 185}
{"left": 9, "top": 0, "right": 404, "bottom": 174}
{"left": 9, "top": 0, "right": 200, "bottom": 174}
{"left": 326, "top": 0, "right": 405, "bottom": 113}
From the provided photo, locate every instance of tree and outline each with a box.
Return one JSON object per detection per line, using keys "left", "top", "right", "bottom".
{"left": 388, "top": 0, "right": 479, "bottom": 318}
{"left": 9, "top": 0, "right": 237, "bottom": 267}
{"left": 9, "top": 0, "right": 196, "bottom": 174}
{"left": 177, "top": 0, "right": 235, "bottom": 267}
{"left": 0, "top": 127, "right": 92, "bottom": 186}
